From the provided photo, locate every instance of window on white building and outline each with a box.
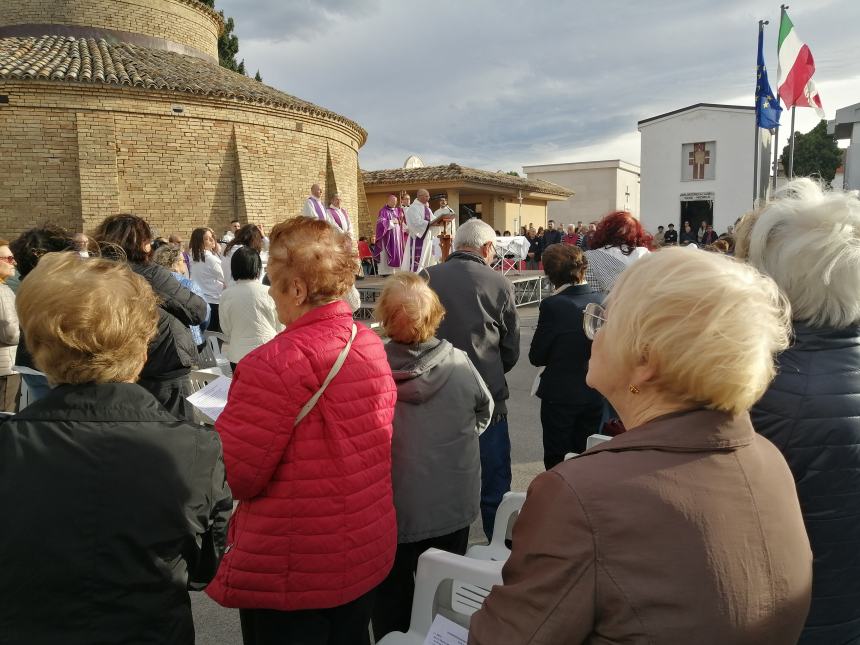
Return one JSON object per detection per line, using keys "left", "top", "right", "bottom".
{"left": 681, "top": 141, "right": 716, "bottom": 181}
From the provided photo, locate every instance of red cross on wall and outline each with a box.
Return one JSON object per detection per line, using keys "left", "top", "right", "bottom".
{"left": 689, "top": 142, "right": 710, "bottom": 180}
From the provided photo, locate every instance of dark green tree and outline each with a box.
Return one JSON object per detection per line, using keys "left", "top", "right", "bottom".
{"left": 254, "top": 70, "right": 263, "bottom": 82}
{"left": 198, "top": 1, "right": 246, "bottom": 75}
{"left": 781, "top": 119, "right": 842, "bottom": 185}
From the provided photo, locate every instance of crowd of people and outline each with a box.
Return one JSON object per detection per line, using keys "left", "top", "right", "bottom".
{"left": 0, "top": 177, "right": 857, "bottom": 645}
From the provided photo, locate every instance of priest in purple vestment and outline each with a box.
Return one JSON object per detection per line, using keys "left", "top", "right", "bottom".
{"left": 302, "top": 183, "right": 328, "bottom": 221}
{"left": 326, "top": 192, "right": 352, "bottom": 238}
{"left": 375, "top": 194, "right": 405, "bottom": 275}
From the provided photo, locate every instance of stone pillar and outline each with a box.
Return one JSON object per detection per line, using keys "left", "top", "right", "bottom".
{"left": 233, "top": 124, "right": 273, "bottom": 231}
{"left": 76, "top": 111, "right": 119, "bottom": 232}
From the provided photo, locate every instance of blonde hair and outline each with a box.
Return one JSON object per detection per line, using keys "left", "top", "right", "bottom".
{"left": 376, "top": 273, "right": 445, "bottom": 344}
{"left": 267, "top": 217, "right": 357, "bottom": 305}
{"left": 16, "top": 252, "right": 158, "bottom": 384}
{"left": 739, "top": 178, "right": 860, "bottom": 328}
{"left": 605, "top": 247, "right": 791, "bottom": 416}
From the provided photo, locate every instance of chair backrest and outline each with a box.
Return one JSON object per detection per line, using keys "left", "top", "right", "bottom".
{"left": 377, "top": 549, "right": 504, "bottom": 644}
{"left": 465, "top": 492, "right": 525, "bottom": 562}
{"left": 586, "top": 433, "right": 612, "bottom": 450}
{"left": 189, "top": 369, "right": 219, "bottom": 393}
{"left": 204, "top": 331, "right": 226, "bottom": 359}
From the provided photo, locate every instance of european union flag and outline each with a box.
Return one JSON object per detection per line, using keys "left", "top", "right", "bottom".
{"left": 756, "top": 27, "right": 782, "bottom": 130}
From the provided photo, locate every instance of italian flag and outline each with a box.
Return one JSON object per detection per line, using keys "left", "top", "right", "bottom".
{"left": 777, "top": 10, "right": 825, "bottom": 117}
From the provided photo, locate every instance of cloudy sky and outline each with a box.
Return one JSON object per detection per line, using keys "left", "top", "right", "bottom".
{"left": 218, "top": 0, "right": 859, "bottom": 172}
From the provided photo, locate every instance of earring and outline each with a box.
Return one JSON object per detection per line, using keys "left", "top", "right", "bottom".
{"left": 629, "top": 384, "right": 640, "bottom": 394}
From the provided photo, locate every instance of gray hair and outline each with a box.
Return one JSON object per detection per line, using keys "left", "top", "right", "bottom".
{"left": 152, "top": 245, "right": 181, "bottom": 269}
{"left": 745, "top": 177, "right": 860, "bottom": 328}
{"left": 454, "top": 218, "right": 496, "bottom": 251}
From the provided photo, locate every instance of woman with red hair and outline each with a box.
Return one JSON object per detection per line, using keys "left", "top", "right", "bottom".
{"left": 584, "top": 211, "right": 652, "bottom": 293}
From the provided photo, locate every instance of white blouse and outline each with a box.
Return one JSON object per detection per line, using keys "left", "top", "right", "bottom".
{"left": 220, "top": 280, "right": 284, "bottom": 363}
{"left": 190, "top": 250, "right": 225, "bottom": 304}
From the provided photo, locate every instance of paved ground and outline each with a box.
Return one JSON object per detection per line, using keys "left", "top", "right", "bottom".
{"left": 191, "top": 305, "right": 544, "bottom": 644}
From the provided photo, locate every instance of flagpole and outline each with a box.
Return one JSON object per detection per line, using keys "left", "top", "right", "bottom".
{"left": 753, "top": 19, "right": 768, "bottom": 207}
{"left": 753, "top": 120, "right": 761, "bottom": 207}
{"left": 788, "top": 105, "right": 797, "bottom": 178}
{"left": 772, "top": 4, "right": 789, "bottom": 193}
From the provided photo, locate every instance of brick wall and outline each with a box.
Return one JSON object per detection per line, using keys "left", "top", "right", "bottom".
{"left": 0, "top": 106, "right": 81, "bottom": 234}
{"left": 0, "top": 81, "right": 363, "bottom": 239}
{"left": 1, "top": 0, "right": 221, "bottom": 59}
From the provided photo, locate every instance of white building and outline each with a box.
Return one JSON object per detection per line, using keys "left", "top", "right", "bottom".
{"left": 829, "top": 102, "right": 860, "bottom": 190}
{"left": 522, "top": 160, "right": 640, "bottom": 226}
{"left": 638, "top": 103, "right": 767, "bottom": 235}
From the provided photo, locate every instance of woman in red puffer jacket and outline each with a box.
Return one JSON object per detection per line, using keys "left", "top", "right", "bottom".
{"left": 206, "top": 217, "right": 397, "bottom": 645}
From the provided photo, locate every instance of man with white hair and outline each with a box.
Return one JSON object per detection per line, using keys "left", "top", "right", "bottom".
{"left": 402, "top": 188, "right": 434, "bottom": 272}
{"left": 301, "top": 183, "right": 327, "bottom": 221}
{"left": 423, "top": 218, "right": 520, "bottom": 539}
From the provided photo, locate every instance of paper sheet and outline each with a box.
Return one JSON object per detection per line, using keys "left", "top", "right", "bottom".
{"left": 186, "top": 376, "right": 232, "bottom": 422}
{"left": 423, "top": 614, "right": 468, "bottom": 645}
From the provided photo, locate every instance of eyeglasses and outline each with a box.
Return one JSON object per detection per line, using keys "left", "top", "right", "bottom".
{"left": 0, "top": 256, "right": 15, "bottom": 265}
{"left": 583, "top": 302, "right": 607, "bottom": 340}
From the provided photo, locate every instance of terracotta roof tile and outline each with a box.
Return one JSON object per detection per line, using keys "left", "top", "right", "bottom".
{"left": 362, "top": 163, "right": 573, "bottom": 197}
{"left": 0, "top": 35, "right": 366, "bottom": 142}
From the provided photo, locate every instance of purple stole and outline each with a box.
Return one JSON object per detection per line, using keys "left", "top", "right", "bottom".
{"left": 328, "top": 207, "right": 347, "bottom": 232}
{"left": 407, "top": 205, "right": 433, "bottom": 271}
{"left": 308, "top": 197, "right": 326, "bottom": 220}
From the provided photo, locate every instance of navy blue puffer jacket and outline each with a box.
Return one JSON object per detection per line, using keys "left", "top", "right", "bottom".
{"left": 751, "top": 324, "right": 860, "bottom": 645}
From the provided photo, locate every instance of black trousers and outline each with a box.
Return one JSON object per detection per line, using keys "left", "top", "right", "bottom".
{"left": 207, "top": 303, "right": 221, "bottom": 333}
{"left": 239, "top": 588, "right": 376, "bottom": 645}
{"left": 372, "top": 526, "right": 470, "bottom": 640}
{"left": 541, "top": 400, "right": 603, "bottom": 469}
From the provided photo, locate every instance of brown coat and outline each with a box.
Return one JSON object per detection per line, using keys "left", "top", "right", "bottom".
{"left": 469, "top": 410, "right": 812, "bottom": 645}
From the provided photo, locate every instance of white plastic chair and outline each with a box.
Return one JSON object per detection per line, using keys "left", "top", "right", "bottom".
{"left": 202, "top": 331, "right": 231, "bottom": 376}
{"left": 564, "top": 433, "right": 614, "bottom": 461}
{"left": 376, "top": 549, "right": 504, "bottom": 645}
{"left": 465, "top": 492, "right": 526, "bottom": 562}
{"left": 187, "top": 369, "right": 224, "bottom": 425}
{"left": 189, "top": 369, "right": 220, "bottom": 393}
{"left": 586, "top": 433, "right": 612, "bottom": 450}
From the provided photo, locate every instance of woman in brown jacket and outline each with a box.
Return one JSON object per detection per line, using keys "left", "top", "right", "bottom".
{"left": 469, "top": 248, "right": 813, "bottom": 645}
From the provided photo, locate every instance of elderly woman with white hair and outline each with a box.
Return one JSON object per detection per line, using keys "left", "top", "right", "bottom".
{"left": 469, "top": 248, "right": 812, "bottom": 645}
{"left": 737, "top": 178, "right": 860, "bottom": 645}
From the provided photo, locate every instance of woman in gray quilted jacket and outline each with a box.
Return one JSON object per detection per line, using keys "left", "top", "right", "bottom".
{"left": 372, "top": 272, "right": 493, "bottom": 640}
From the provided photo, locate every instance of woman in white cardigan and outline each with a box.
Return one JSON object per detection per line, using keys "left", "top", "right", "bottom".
{"left": 220, "top": 246, "right": 283, "bottom": 370}
{"left": 189, "top": 227, "right": 224, "bottom": 332}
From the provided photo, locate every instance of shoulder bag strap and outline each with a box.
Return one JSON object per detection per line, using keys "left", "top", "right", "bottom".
{"left": 293, "top": 323, "right": 357, "bottom": 427}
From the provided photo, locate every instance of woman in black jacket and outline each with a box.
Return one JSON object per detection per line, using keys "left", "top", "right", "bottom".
{"left": 739, "top": 178, "right": 860, "bottom": 645}
{"left": 94, "top": 214, "right": 208, "bottom": 419}
{"left": 530, "top": 243, "right": 604, "bottom": 468}
{"left": 0, "top": 252, "right": 232, "bottom": 645}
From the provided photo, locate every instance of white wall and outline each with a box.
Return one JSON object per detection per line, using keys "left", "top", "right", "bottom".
{"left": 523, "top": 161, "right": 640, "bottom": 226}
{"left": 639, "top": 107, "right": 759, "bottom": 234}
{"left": 845, "top": 122, "right": 859, "bottom": 190}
